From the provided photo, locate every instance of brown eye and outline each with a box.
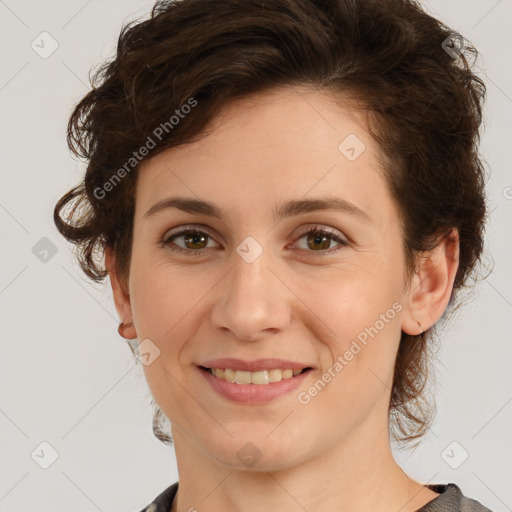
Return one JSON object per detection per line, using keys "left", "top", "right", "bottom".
{"left": 163, "top": 228, "right": 217, "bottom": 255}
{"left": 181, "top": 231, "right": 209, "bottom": 250}
{"left": 294, "top": 226, "right": 348, "bottom": 255}
{"left": 161, "top": 224, "right": 348, "bottom": 258}
{"left": 305, "top": 231, "right": 331, "bottom": 250}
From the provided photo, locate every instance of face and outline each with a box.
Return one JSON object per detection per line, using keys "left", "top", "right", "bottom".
{"left": 119, "top": 86, "right": 416, "bottom": 470}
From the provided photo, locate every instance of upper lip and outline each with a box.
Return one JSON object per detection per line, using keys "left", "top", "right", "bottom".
{"left": 199, "top": 358, "right": 313, "bottom": 372}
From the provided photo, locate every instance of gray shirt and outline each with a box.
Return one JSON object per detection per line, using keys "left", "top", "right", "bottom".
{"left": 138, "top": 482, "right": 494, "bottom": 511}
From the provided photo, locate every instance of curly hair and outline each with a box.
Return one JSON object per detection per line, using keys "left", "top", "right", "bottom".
{"left": 54, "top": 0, "right": 488, "bottom": 448}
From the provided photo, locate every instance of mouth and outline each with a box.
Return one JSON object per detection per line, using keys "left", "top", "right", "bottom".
{"left": 198, "top": 365, "right": 313, "bottom": 385}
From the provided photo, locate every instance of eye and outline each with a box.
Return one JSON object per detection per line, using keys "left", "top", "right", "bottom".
{"left": 161, "top": 224, "right": 348, "bottom": 257}
{"left": 162, "top": 226, "right": 219, "bottom": 256}
{"left": 161, "top": 227, "right": 216, "bottom": 256}
{"left": 292, "top": 225, "right": 348, "bottom": 256}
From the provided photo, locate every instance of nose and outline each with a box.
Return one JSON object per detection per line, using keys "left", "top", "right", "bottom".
{"left": 210, "top": 247, "right": 292, "bottom": 341}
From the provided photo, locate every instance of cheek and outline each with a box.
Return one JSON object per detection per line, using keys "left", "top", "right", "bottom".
{"left": 131, "top": 253, "right": 404, "bottom": 358}
{"left": 298, "top": 266, "right": 404, "bottom": 402}
{"left": 297, "top": 274, "right": 403, "bottom": 419}
{"left": 129, "top": 265, "right": 200, "bottom": 413}
{"left": 297, "top": 264, "right": 402, "bottom": 341}
{"left": 131, "top": 265, "right": 195, "bottom": 343}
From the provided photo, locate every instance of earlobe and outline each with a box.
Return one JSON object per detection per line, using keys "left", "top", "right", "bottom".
{"left": 401, "top": 229, "right": 460, "bottom": 335}
{"left": 105, "top": 247, "right": 137, "bottom": 339}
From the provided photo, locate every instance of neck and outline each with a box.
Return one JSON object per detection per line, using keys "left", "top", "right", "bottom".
{"left": 169, "top": 417, "right": 438, "bottom": 512}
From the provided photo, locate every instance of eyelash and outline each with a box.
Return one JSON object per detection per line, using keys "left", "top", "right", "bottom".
{"left": 161, "top": 225, "right": 348, "bottom": 258}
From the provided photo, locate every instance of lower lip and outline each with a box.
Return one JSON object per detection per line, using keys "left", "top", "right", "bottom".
{"left": 198, "top": 367, "right": 313, "bottom": 404}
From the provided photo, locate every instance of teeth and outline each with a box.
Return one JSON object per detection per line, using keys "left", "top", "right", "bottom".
{"left": 235, "top": 371, "right": 252, "bottom": 384}
{"left": 250, "top": 370, "right": 269, "bottom": 384}
{"left": 268, "top": 369, "right": 282, "bottom": 382}
{"left": 223, "top": 368, "right": 235, "bottom": 383}
{"left": 282, "top": 369, "right": 293, "bottom": 379}
{"left": 209, "top": 367, "right": 306, "bottom": 385}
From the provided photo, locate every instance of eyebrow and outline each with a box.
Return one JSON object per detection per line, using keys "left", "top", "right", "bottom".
{"left": 143, "top": 196, "right": 372, "bottom": 223}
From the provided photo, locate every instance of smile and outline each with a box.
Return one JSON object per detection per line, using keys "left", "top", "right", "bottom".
{"left": 201, "top": 366, "right": 312, "bottom": 385}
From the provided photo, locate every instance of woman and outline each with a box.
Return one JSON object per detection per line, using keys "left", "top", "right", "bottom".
{"left": 54, "top": 0, "right": 493, "bottom": 510}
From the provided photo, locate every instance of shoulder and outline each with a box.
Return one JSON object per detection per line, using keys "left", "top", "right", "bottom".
{"left": 460, "top": 494, "right": 495, "bottom": 512}
{"left": 138, "top": 481, "right": 179, "bottom": 512}
{"left": 420, "top": 483, "right": 494, "bottom": 512}
{"left": 136, "top": 481, "right": 496, "bottom": 512}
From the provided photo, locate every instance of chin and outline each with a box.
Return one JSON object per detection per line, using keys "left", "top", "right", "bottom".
{"left": 204, "top": 432, "right": 308, "bottom": 472}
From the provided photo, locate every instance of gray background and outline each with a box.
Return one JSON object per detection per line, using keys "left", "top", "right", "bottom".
{"left": 1, "top": 0, "right": 510, "bottom": 510}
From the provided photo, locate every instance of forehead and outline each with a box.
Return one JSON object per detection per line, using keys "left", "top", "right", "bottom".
{"left": 135, "top": 87, "right": 394, "bottom": 225}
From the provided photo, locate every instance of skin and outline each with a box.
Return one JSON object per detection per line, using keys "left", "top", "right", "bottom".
{"left": 107, "top": 86, "right": 459, "bottom": 512}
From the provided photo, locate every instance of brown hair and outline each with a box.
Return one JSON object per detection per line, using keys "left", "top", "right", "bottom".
{"left": 54, "top": 0, "right": 488, "bottom": 448}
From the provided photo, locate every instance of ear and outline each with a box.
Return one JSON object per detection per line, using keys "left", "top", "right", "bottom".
{"left": 105, "top": 247, "right": 136, "bottom": 339}
{"left": 401, "top": 228, "right": 460, "bottom": 335}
